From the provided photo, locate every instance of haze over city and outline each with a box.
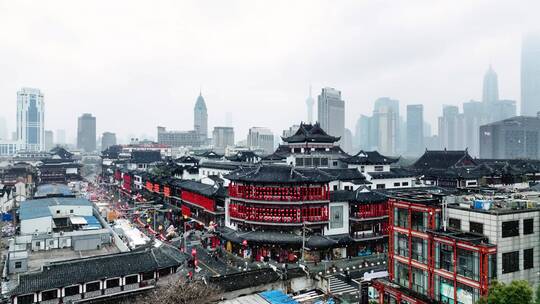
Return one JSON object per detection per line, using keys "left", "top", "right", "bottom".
{"left": 1, "top": 0, "right": 539, "bottom": 143}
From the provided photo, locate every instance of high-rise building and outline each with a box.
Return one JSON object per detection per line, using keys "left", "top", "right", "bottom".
{"left": 247, "top": 127, "right": 274, "bottom": 155}
{"left": 101, "top": 132, "right": 117, "bottom": 151}
{"left": 373, "top": 97, "right": 399, "bottom": 155}
{"left": 56, "top": 129, "right": 66, "bottom": 145}
{"left": 282, "top": 124, "right": 301, "bottom": 139}
{"left": 157, "top": 126, "right": 201, "bottom": 147}
{"left": 17, "top": 87, "right": 45, "bottom": 151}
{"left": 521, "top": 33, "right": 540, "bottom": 116}
{"left": 354, "top": 115, "right": 370, "bottom": 150}
{"left": 482, "top": 65, "right": 499, "bottom": 103}
{"left": 317, "top": 87, "right": 345, "bottom": 143}
{"left": 438, "top": 105, "right": 465, "bottom": 150}
{"left": 77, "top": 113, "right": 96, "bottom": 152}
{"left": 343, "top": 128, "right": 353, "bottom": 154}
{"left": 44, "top": 130, "right": 54, "bottom": 151}
{"left": 0, "top": 116, "right": 7, "bottom": 140}
{"left": 480, "top": 115, "right": 540, "bottom": 159}
{"left": 194, "top": 92, "right": 208, "bottom": 142}
{"left": 305, "top": 86, "right": 315, "bottom": 123}
{"left": 406, "top": 104, "right": 424, "bottom": 157}
{"left": 212, "top": 127, "right": 234, "bottom": 154}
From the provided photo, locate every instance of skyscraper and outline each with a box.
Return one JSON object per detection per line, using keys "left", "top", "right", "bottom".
{"left": 406, "top": 105, "right": 424, "bottom": 156}
{"left": 101, "top": 132, "right": 117, "bottom": 151}
{"left": 247, "top": 127, "right": 274, "bottom": 155}
{"left": 213, "top": 127, "right": 234, "bottom": 154}
{"left": 521, "top": 33, "right": 540, "bottom": 116}
{"left": 56, "top": 129, "right": 66, "bottom": 145}
{"left": 44, "top": 130, "right": 54, "bottom": 151}
{"left": 373, "top": 97, "right": 399, "bottom": 155}
{"left": 317, "top": 87, "right": 345, "bottom": 142}
{"left": 305, "top": 86, "right": 315, "bottom": 123}
{"left": 482, "top": 65, "right": 499, "bottom": 103}
{"left": 77, "top": 113, "right": 96, "bottom": 152}
{"left": 17, "top": 88, "right": 45, "bottom": 151}
{"left": 194, "top": 92, "right": 208, "bottom": 142}
{"left": 438, "top": 105, "right": 465, "bottom": 150}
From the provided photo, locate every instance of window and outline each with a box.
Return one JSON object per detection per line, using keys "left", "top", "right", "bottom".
{"left": 56, "top": 210, "right": 60, "bottom": 214}
{"left": 374, "top": 166, "right": 384, "bottom": 172}
{"left": 393, "top": 182, "right": 400, "bottom": 187}
{"left": 502, "top": 221, "right": 519, "bottom": 238}
{"left": 394, "top": 261, "right": 409, "bottom": 288}
{"left": 106, "top": 278, "right": 120, "bottom": 289}
{"left": 449, "top": 218, "right": 461, "bottom": 230}
{"left": 305, "top": 158, "right": 312, "bottom": 167}
{"left": 437, "top": 244, "right": 454, "bottom": 272}
{"left": 376, "top": 184, "right": 385, "bottom": 189}
{"left": 360, "top": 166, "right": 365, "bottom": 172}
{"left": 395, "top": 208, "right": 409, "bottom": 228}
{"left": 470, "top": 222, "right": 484, "bottom": 235}
{"left": 411, "top": 268, "right": 427, "bottom": 295}
{"left": 321, "top": 158, "right": 329, "bottom": 166}
{"left": 457, "top": 249, "right": 479, "bottom": 280}
{"left": 313, "top": 158, "right": 320, "bottom": 167}
{"left": 296, "top": 158, "right": 304, "bottom": 166}
{"left": 41, "top": 289, "right": 58, "bottom": 301}
{"left": 502, "top": 251, "right": 520, "bottom": 273}
{"left": 524, "top": 218, "right": 534, "bottom": 235}
{"left": 411, "top": 237, "right": 427, "bottom": 263}
{"left": 16, "top": 294, "right": 34, "bottom": 304}
{"left": 85, "top": 282, "right": 100, "bottom": 292}
{"left": 333, "top": 185, "right": 338, "bottom": 191}
{"left": 70, "top": 209, "right": 74, "bottom": 213}
{"left": 64, "top": 285, "right": 79, "bottom": 296}
{"left": 142, "top": 271, "right": 154, "bottom": 281}
{"left": 333, "top": 161, "right": 338, "bottom": 166}
{"left": 395, "top": 233, "right": 409, "bottom": 257}
{"left": 125, "top": 275, "right": 139, "bottom": 285}
{"left": 411, "top": 211, "right": 426, "bottom": 232}
{"left": 402, "top": 182, "right": 409, "bottom": 186}
{"left": 330, "top": 205, "right": 344, "bottom": 229}
{"left": 15, "top": 261, "right": 22, "bottom": 269}
{"left": 524, "top": 248, "right": 534, "bottom": 270}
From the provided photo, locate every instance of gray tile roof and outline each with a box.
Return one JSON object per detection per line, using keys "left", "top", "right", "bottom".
{"left": 9, "top": 244, "right": 186, "bottom": 296}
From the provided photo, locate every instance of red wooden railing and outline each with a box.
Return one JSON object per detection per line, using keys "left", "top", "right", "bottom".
{"left": 228, "top": 202, "right": 328, "bottom": 224}
{"left": 228, "top": 183, "right": 329, "bottom": 202}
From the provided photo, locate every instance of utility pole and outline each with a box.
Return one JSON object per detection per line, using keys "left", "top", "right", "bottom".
{"left": 301, "top": 222, "right": 306, "bottom": 263}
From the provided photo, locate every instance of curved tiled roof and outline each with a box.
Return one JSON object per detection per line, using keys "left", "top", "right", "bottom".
{"left": 341, "top": 150, "right": 399, "bottom": 165}
{"left": 281, "top": 122, "right": 340, "bottom": 143}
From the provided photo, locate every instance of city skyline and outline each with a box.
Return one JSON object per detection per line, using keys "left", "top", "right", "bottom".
{"left": 1, "top": 1, "right": 539, "bottom": 142}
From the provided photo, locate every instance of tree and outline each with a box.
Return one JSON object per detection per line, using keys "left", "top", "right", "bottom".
{"left": 134, "top": 278, "right": 222, "bottom": 304}
{"left": 535, "top": 283, "right": 540, "bottom": 304}
{"left": 477, "top": 280, "right": 533, "bottom": 304}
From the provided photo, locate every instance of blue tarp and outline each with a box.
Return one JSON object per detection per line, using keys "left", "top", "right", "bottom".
{"left": 1, "top": 213, "right": 12, "bottom": 221}
{"left": 259, "top": 290, "right": 298, "bottom": 304}
{"left": 82, "top": 216, "right": 102, "bottom": 230}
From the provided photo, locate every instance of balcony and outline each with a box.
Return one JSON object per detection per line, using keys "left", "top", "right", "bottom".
{"left": 229, "top": 184, "right": 329, "bottom": 202}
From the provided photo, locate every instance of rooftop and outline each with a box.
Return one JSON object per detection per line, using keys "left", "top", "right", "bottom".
{"left": 19, "top": 197, "right": 93, "bottom": 220}
{"left": 33, "top": 184, "right": 73, "bottom": 198}
{"left": 341, "top": 150, "right": 399, "bottom": 165}
{"left": 281, "top": 122, "right": 340, "bottom": 144}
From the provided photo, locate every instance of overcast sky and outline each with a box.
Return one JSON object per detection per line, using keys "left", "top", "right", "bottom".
{"left": 0, "top": 0, "right": 539, "bottom": 144}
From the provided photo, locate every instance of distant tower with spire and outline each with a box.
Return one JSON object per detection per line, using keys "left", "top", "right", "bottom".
{"left": 194, "top": 90, "right": 208, "bottom": 142}
{"left": 306, "top": 85, "right": 315, "bottom": 123}
{"left": 482, "top": 65, "right": 499, "bottom": 103}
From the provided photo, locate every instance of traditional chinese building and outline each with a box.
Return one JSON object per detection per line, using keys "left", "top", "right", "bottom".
{"left": 263, "top": 122, "right": 349, "bottom": 168}
{"left": 221, "top": 164, "right": 352, "bottom": 263}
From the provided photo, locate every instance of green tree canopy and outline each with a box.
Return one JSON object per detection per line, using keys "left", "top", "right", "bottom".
{"left": 477, "top": 280, "right": 533, "bottom": 304}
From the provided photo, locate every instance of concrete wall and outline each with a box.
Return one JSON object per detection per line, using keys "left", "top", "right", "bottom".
{"left": 21, "top": 216, "right": 52, "bottom": 234}
{"left": 448, "top": 207, "right": 540, "bottom": 288}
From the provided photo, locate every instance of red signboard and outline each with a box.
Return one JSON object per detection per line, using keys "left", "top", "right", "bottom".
{"left": 181, "top": 191, "right": 215, "bottom": 212}
{"left": 145, "top": 181, "right": 153, "bottom": 192}
{"left": 163, "top": 186, "right": 171, "bottom": 197}
{"left": 181, "top": 205, "right": 191, "bottom": 217}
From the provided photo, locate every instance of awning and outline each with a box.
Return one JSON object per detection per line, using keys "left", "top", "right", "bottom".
{"left": 70, "top": 216, "right": 87, "bottom": 225}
